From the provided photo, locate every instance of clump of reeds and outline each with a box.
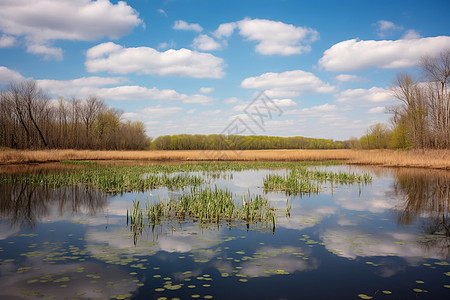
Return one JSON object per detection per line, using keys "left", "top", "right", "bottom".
{"left": 263, "top": 173, "right": 320, "bottom": 195}
{"left": 127, "top": 187, "right": 277, "bottom": 235}
{"left": 292, "top": 168, "right": 372, "bottom": 184}
{"left": 263, "top": 167, "right": 372, "bottom": 194}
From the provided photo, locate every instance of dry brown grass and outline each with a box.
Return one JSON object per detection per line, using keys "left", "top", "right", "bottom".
{"left": 0, "top": 149, "right": 449, "bottom": 169}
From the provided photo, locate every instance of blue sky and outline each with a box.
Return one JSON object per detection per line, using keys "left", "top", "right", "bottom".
{"left": 1, "top": 0, "right": 449, "bottom": 140}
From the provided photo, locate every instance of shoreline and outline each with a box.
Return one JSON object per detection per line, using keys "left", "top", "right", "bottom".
{"left": 0, "top": 149, "right": 449, "bottom": 170}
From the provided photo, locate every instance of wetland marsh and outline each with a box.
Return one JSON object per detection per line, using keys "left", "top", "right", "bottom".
{"left": 0, "top": 161, "right": 449, "bottom": 299}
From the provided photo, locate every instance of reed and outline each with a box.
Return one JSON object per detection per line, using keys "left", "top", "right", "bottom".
{"left": 291, "top": 168, "right": 372, "bottom": 184}
{"left": 263, "top": 173, "right": 320, "bottom": 195}
{"left": 128, "top": 187, "right": 276, "bottom": 231}
{"left": 0, "top": 165, "right": 206, "bottom": 193}
{"left": 1, "top": 149, "right": 449, "bottom": 170}
{"left": 263, "top": 167, "right": 371, "bottom": 194}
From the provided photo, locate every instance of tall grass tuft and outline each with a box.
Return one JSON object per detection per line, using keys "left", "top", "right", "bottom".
{"left": 127, "top": 187, "right": 277, "bottom": 236}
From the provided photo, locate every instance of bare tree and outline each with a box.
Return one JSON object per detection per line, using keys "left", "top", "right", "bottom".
{"left": 81, "top": 95, "right": 105, "bottom": 148}
{"left": 421, "top": 50, "right": 450, "bottom": 148}
{"left": 391, "top": 73, "right": 429, "bottom": 148}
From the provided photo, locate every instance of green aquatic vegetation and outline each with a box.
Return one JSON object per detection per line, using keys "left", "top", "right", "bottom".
{"left": 263, "top": 167, "right": 372, "bottom": 195}
{"left": 292, "top": 168, "right": 372, "bottom": 184}
{"left": 0, "top": 165, "right": 206, "bottom": 193}
{"left": 127, "top": 187, "right": 277, "bottom": 238}
{"left": 0, "top": 161, "right": 340, "bottom": 193}
{"left": 263, "top": 173, "right": 320, "bottom": 195}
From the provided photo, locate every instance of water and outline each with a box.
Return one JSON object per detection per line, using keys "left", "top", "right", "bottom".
{"left": 0, "top": 164, "right": 449, "bottom": 299}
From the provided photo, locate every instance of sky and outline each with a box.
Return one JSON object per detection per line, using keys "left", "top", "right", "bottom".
{"left": 0, "top": 0, "right": 449, "bottom": 140}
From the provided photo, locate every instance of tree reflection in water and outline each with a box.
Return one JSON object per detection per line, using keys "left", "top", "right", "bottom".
{"left": 0, "top": 184, "right": 107, "bottom": 229}
{"left": 393, "top": 168, "right": 450, "bottom": 258}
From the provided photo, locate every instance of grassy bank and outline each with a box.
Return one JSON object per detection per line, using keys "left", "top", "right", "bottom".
{"left": 0, "top": 149, "right": 449, "bottom": 169}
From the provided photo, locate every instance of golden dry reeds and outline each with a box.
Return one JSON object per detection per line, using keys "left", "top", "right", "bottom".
{"left": 0, "top": 149, "right": 449, "bottom": 169}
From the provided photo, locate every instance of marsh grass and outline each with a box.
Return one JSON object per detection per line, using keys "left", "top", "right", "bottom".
{"left": 0, "top": 165, "right": 206, "bottom": 193}
{"left": 127, "top": 187, "right": 277, "bottom": 238}
{"left": 263, "top": 173, "right": 320, "bottom": 195}
{"left": 263, "top": 167, "right": 372, "bottom": 194}
{"left": 292, "top": 168, "right": 372, "bottom": 184}
{"left": 0, "top": 161, "right": 338, "bottom": 193}
{"left": 1, "top": 149, "right": 449, "bottom": 170}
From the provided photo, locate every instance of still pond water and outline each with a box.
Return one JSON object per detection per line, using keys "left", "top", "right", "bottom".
{"left": 0, "top": 163, "right": 449, "bottom": 299}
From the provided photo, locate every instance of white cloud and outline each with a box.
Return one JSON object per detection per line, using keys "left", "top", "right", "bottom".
{"left": 37, "top": 76, "right": 128, "bottom": 95}
{"left": 26, "top": 44, "right": 63, "bottom": 60}
{"left": 37, "top": 76, "right": 214, "bottom": 104}
{"left": 223, "top": 97, "right": 239, "bottom": 104}
{"left": 335, "top": 74, "right": 365, "bottom": 82}
{"left": 272, "top": 98, "right": 298, "bottom": 108}
{"left": 0, "top": 66, "right": 25, "bottom": 84}
{"left": 241, "top": 70, "right": 335, "bottom": 97}
{"left": 289, "top": 104, "right": 337, "bottom": 117}
{"left": 199, "top": 87, "right": 214, "bottom": 94}
{"left": 214, "top": 22, "right": 237, "bottom": 39}
{"left": 0, "top": 0, "right": 142, "bottom": 59}
{"left": 336, "top": 87, "right": 394, "bottom": 104}
{"left": 376, "top": 20, "right": 402, "bottom": 31}
{"left": 319, "top": 36, "right": 450, "bottom": 72}
{"left": 138, "top": 105, "right": 183, "bottom": 118}
{"left": 236, "top": 18, "right": 319, "bottom": 55}
{"left": 192, "top": 34, "right": 221, "bottom": 51}
{"left": 85, "top": 42, "right": 225, "bottom": 78}
{"left": 173, "top": 20, "right": 203, "bottom": 32}
{"left": 402, "top": 29, "right": 421, "bottom": 40}
{"left": 374, "top": 20, "right": 403, "bottom": 37}
{"left": 232, "top": 98, "right": 297, "bottom": 112}
{"left": 157, "top": 8, "right": 167, "bottom": 17}
{"left": 0, "top": 35, "right": 15, "bottom": 48}
{"left": 368, "top": 106, "right": 386, "bottom": 114}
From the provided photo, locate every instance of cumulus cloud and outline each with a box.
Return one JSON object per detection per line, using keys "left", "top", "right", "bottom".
{"left": 85, "top": 42, "right": 225, "bottom": 78}
{"left": 37, "top": 76, "right": 214, "bottom": 104}
{"left": 173, "top": 20, "right": 203, "bottom": 32}
{"left": 213, "top": 18, "right": 318, "bottom": 55}
{"left": 214, "top": 22, "right": 237, "bottom": 39}
{"left": 319, "top": 36, "right": 450, "bottom": 72}
{"left": 241, "top": 70, "right": 335, "bottom": 97}
{"left": 336, "top": 87, "right": 394, "bottom": 104}
{"left": 0, "top": 0, "right": 142, "bottom": 59}
{"left": 237, "top": 18, "right": 319, "bottom": 55}
{"left": 0, "top": 66, "right": 25, "bottom": 84}
{"left": 192, "top": 34, "right": 221, "bottom": 51}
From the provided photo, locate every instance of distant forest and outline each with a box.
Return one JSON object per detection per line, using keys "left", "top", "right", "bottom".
{"left": 1, "top": 50, "right": 448, "bottom": 151}
{"left": 150, "top": 134, "right": 345, "bottom": 150}
{"left": 0, "top": 80, "right": 149, "bottom": 150}
{"left": 0, "top": 79, "right": 345, "bottom": 150}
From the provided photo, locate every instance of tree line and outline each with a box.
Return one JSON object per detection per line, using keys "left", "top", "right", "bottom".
{"left": 150, "top": 134, "right": 345, "bottom": 150}
{"left": 0, "top": 80, "right": 150, "bottom": 150}
{"left": 352, "top": 49, "right": 450, "bottom": 150}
